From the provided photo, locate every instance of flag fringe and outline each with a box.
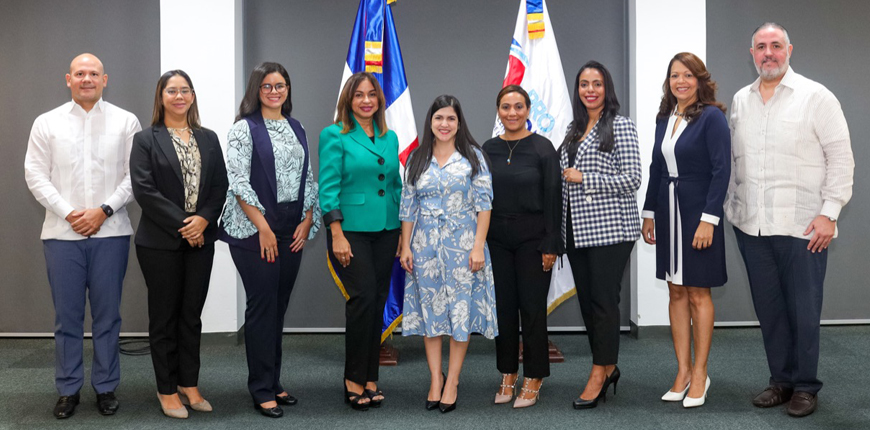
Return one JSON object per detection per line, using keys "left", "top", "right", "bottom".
{"left": 546, "top": 288, "right": 576, "bottom": 315}
{"left": 380, "top": 315, "right": 402, "bottom": 344}
{"left": 326, "top": 250, "right": 350, "bottom": 300}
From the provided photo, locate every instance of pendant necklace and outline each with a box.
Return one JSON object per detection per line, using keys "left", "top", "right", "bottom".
{"left": 504, "top": 138, "right": 522, "bottom": 165}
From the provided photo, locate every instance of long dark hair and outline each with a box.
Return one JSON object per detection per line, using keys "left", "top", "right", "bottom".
{"left": 150, "top": 70, "right": 201, "bottom": 128}
{"left": 405, "top": 95, "right": 487, "bottom": 186}
{"left": 656, "top": 52, "right": 726, "bottom": 122}
{"left": 236, "top": 62, "right": 292, "bottom": 121}
{"left": 334, "top": 72, "right": 388, "bottom": 137}
{"left": 561, "top": 61, "right": 621, "bottom": 153}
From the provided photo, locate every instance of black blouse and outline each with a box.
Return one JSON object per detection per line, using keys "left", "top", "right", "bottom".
{"left": 482, "top": 133, "right": 564, "bottom": 254}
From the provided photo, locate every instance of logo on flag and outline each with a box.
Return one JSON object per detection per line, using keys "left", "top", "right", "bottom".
{"left": 328, "top": 0, "right": 418, "bottom": 342}
{"left": 494, "top": 0, "right": 576, "bottom": 313}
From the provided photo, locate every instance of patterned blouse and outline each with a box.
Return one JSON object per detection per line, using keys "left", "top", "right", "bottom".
{"left": 167, "top": 128, "right": 201, "bottom": 212}
{"left": 222, "top": 118, "right": 321, "bottom": 240}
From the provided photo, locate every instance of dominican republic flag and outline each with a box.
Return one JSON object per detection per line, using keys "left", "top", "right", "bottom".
{"left": 494, "top": 0, "right": 576, "bottom": 314}
{"left": 328, "top": 0, "right": 418, "bottom": 343}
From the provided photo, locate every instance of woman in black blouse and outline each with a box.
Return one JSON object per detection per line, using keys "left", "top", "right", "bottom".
{"left": 482, "top": 85, "right": 563, "bottom": 409}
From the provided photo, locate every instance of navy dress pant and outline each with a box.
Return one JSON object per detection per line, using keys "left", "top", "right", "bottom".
{"left": 734, "top": 228, "right": 826, "bottom": 394}
{"left": 43, "top": 236, "right": 129, "bottom": 396}
{"left": 229, "top": 202, "right": 303, "bottom": 404}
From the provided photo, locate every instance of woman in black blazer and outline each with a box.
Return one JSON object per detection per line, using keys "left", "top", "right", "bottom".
{"left": 131, "top": 70, "right": 228, "bottom": 419}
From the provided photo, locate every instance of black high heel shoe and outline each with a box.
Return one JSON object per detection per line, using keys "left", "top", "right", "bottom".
{"left": 365, "top": 387, "right": 384, "bottom": 408}
{"left": 439, "top": 380, "right": 458, "bottom": 414}
{"left": 343, "top": 380, "right": 370, "bottom": 411}
{"left": 609, "top": 366, "right": 621, "bottom": 396}
{"left": 572, "top": 372, "right": 613, "bottom": 409}
{"left": 426, "top": 372, "right": 446, "bottom": 411}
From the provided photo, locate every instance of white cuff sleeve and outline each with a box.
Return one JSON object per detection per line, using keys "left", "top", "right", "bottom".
{"left": 700, "top": 213, "right": 720, "bottom": 226}
{"left": 820, "top": 200, "right": 842, "bottom": 221}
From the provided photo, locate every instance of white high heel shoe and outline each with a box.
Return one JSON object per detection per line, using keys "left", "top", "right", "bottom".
{"left": 661, "top": 381, "right": 690, "bottom": 401}
{"left": 682, "top": 376, "right": 710, "bottom": 408}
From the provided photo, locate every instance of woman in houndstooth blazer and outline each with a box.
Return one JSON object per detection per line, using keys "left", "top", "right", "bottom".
{"left": 559, "top": 61, "right": 642, "bottom": 409}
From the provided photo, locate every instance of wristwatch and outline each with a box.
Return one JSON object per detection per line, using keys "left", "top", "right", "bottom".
{"left": 826, "top": 216, "right": 836, "bottom": 223}
{"left": 100, "top": 204, "right": 114, "bottom": 217}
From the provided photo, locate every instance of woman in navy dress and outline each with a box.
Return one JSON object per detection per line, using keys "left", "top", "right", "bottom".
{"left": 640, "top": 52, "right": 730, "bottom": 408}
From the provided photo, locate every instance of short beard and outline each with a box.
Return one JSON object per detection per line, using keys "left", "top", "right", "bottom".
{"left": 755, "top": 56, "right": 790, "bottom": 81}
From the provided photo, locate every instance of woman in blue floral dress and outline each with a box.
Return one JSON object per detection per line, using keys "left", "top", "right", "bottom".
{"left": 399, "top": 95, "right": 498, "bottom": 413}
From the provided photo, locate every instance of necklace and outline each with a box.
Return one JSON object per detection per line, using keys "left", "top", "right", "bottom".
{"left": 674, "top": 110, "right": 685, "bottom": 118}
{"left": 504, "top": 138, "right": 522, "bottom": 165}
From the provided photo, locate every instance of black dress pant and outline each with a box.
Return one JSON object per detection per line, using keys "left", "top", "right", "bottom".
{"left": 488, "top": 213, "right": 550, "bottom": 378}
{"left": 137, "top": 242, "right": 214, "bottom": 395}
{"left": 229, "top": 202, "right": 303, "bottom": 404}
{"left": 328, "top": 228, "right": 400, "bottom": 385}
{"left": 565, "top": 213, "right": 634, "bottom": 365}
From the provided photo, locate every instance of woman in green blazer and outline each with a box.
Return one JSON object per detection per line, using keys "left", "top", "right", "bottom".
{"left": 319, "top": 72, "right": 402, "bottom": 411}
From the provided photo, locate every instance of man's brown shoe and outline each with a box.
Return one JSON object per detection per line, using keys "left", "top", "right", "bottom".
{"left": 752, "top": 386, "right": 793, "bottom": 408}
{"left": 786, "top": 392, "right": 817, "bottom": 417}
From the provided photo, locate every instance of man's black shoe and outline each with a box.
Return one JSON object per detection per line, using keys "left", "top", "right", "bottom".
{"left": 96, "top": 391, "right": 119, "bottom": 415}
{"left": 53, "top": 393, "right": 80, "bottom": 419}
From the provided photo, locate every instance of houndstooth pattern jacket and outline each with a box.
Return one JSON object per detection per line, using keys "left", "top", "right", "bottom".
{"left": 560, "top": 115, "right": 642, "bottom": 249}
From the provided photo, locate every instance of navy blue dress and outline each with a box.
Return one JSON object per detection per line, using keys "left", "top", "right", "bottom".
{"left": 642, "top": 105, "right": 730, "bottom": 287}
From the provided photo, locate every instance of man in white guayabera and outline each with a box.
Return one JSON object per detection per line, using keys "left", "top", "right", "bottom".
{"left": 726, "top": 23, "right": 854, "bottom": 418}
{"left": 24, "top": 53, "right": 141, "bottom": 419}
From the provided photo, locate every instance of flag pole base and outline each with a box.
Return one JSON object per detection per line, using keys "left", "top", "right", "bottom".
{"left": 518, "top": 338, "right": 564, "bottom": 363}
{"left": 379, "top": 343, "right": 399, "bottom": 366}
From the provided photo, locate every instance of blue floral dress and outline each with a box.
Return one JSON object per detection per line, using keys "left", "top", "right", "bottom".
{"left": 400, "top": 149, "right": 498, "bottom": 341}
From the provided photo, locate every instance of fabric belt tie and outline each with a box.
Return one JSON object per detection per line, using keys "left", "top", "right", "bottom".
{"left": 420, "top": 207, "right": 467, "bottom": 284}
{"left": 667, "top": 176, "right": 680, "bottom": 276}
